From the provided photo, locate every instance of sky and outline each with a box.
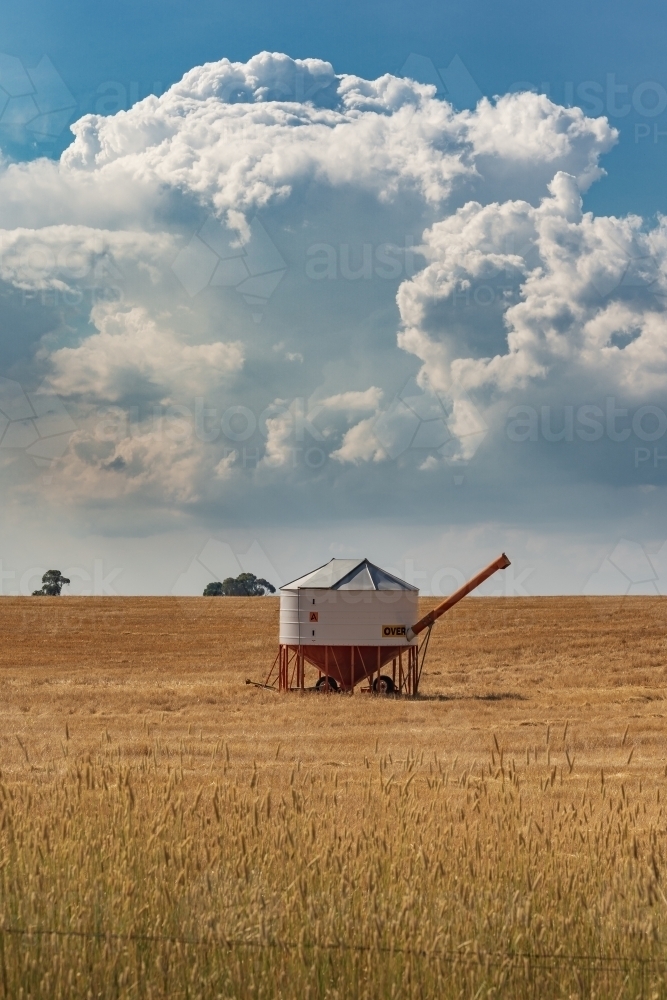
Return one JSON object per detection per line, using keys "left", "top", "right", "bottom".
{"left": 0, "top": 0, "right": 666, "bottom": 597}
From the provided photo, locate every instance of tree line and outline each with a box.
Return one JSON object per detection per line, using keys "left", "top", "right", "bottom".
{"left": 28, "top": 570, "right": 275, "bottom": 596}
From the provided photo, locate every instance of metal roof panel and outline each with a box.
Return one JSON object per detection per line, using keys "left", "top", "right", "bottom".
{"left": 281, "top": 558, "right": 417, "bottom": 591}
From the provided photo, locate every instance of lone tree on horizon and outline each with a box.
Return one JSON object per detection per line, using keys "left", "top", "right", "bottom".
{"left": 32, "top": 570, "right": 71, "bottom": 596}
{"left": 203, "top": 573, "right": 276, "bottom": 597}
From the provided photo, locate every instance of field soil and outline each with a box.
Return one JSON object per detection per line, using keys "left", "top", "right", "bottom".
{"left": 0, "top": 595, "right": 665, "bottom": 778}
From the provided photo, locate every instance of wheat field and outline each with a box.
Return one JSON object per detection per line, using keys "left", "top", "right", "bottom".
{"left": 0, "top": 595, "right": 666, "bottom": 998}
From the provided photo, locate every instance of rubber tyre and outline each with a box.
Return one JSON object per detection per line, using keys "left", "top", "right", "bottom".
{"left": 372, "top": 675, "right": 395, "bottom": 694}
{"left": 316, "top": 675, "right": 339, "bottom": 692}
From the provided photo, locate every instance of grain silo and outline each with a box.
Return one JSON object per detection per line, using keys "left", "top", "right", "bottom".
{"left": 260, "top": 553, "right": 510, "bottom": 695}
{"left": 277, "top": 558, "right": 419, "bottom": 693}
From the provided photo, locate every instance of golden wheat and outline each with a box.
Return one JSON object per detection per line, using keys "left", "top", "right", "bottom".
{"left": 0, "top": 595, "right": 665, "bottom": 997}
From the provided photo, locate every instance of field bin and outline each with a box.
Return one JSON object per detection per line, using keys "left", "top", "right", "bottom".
{"left": 262, "top": 553, "right": 511, "bottom": 695}
{"left": 266, "top": 558, "right": 419, "bottom": 693}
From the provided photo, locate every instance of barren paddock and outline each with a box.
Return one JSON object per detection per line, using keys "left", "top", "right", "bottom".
{"left": 1, "top": 595, "right": 665, "bottom": 780}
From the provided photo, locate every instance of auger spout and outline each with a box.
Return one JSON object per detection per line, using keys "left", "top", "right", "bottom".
{"left": 405, "top": 553, "right": 511, "bottom": 641}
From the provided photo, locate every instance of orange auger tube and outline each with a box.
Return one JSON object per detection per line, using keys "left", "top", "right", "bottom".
{"left": 405, "top": 553, "right": 511, "bottom": 640}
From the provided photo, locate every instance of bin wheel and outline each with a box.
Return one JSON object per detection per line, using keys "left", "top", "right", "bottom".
{"left": 316, "top": 675, "right": 339, "bottom": 692}
{"left": 373, "top": 675, "right": 395, "bottom": 695}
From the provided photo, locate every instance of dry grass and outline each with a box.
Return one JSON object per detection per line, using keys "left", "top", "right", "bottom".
{"left": 0, "top": 595, "right": 666, "bottom": 997}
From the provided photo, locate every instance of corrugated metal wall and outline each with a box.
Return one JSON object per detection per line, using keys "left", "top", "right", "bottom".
{"left": 279, "top": 589, "right": 419, "bottom": 646}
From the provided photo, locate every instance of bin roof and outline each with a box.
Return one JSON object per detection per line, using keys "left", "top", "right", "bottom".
{"left": 281, "top": 558, "right": 418, "bottom": 592}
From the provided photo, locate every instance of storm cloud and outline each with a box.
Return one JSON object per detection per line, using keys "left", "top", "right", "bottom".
{"left": 0, "top": 51, "right": 663, "bottom": 592}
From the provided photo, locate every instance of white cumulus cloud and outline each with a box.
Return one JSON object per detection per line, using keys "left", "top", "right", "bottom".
{"left": 397, "top": 172, "right": 667, "bottom": 405}
{"left": 0, "top": 49, "right": 659, "bottom": 524}
{"left": 47, "top": 305, "right": 244, "bottom": 402}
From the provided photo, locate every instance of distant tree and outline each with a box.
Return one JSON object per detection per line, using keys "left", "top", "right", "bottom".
{"left": 32, "top": 570, "right": 71, "bottom": 596}
{"left": 203, "top": 573, "right": 276, "bottom": 597}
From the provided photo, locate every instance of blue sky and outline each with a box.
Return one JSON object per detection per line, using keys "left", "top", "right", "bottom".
{"left": 0, "top": 0, "right": 666, "bottom": 596}
{"left": 7, "top": 0, "right": 667, "bottom": 218}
